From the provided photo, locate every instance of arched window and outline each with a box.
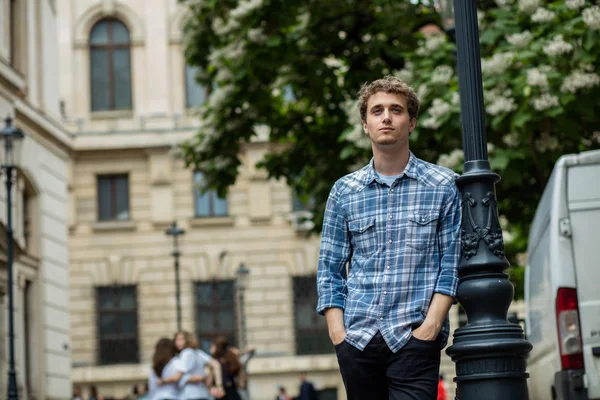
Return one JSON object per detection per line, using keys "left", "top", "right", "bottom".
{"left": 89, "top": 18, "right": 132, "bottom": 111}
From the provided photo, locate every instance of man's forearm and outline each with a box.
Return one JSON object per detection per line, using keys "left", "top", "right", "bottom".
{"left": 324, "top": 307, "right": 346, "bottom": 344}
{"left": 425, "top": 292, "right": 454, "bottom": 332}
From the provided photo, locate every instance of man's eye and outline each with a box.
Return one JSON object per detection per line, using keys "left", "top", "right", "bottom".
{"left": 373, "top": 109, "right": 382, "bottom": 114}
{"left": 393, "top": 108, "right": 402, "bottom": 113}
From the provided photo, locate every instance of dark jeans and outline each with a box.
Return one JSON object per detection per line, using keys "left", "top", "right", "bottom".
{"left": 335, "top": 331, "right": 441, "bottom": 400}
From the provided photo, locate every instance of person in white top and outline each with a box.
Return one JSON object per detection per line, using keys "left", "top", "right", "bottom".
{"left": 158, "top": 331, "right": 224, "bottom": 400}
{"left": 148, "top": 338, "right": 181, "bottom": 400}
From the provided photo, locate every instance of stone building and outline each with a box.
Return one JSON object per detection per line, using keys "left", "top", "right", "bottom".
{"left": 58, "top": 1, "right": 341, "bottom": 399}
{"left": 0, "top": 0, "right": 73, "bottom": 398}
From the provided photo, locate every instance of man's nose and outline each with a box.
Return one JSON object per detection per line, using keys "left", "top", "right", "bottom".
{"left": 383, "top": 109, "right": 392, "bottom": 121}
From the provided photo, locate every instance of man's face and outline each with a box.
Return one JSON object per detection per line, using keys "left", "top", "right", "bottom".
{"left": 362, "top": 91, "right": 416, "bottom": 149}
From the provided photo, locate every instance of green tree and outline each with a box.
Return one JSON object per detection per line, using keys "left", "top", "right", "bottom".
{"left": 180, "top": 0, "right": 600, "bottom": 286}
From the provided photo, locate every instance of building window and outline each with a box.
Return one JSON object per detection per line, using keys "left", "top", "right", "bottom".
{"left": 89, "top": 18, "right": 132, "bottom": 111}
{"left": 195, "top": 280, "right": 236, "bottom": 353}
{"left": 97, "top": 174, "right": 130, "bottom": 221}
{"left": 185, "top": 64, "right": 207, "bottom": 108}
{"left": 293, "top": 275, "right": 331, "bottom": 355}
{"left": 193, "top": 171, "right": 227, "bottom": 217}
{"left": 96, "top": 285, "right": 139, "bottom": 365}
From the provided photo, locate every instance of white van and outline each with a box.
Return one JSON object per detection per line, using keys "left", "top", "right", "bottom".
{"left": 526, "top": 149, "right": 600, "bottom": 400}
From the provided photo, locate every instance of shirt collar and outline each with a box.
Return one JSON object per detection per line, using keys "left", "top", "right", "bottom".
{"left": 364, "top": 151, "right": 419, "bottom": 186}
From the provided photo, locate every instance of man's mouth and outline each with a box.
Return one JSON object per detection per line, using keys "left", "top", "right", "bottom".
{"left": 380, "top": 127, "right": 393, "bottom": 132}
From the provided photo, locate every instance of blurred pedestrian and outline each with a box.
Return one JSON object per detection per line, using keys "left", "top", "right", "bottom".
{"left": 149, "top": 337, "right": 180, "bottom": 400}
{"left": 275, "top": 386, "right": 290, "bottom": 400}
{"left": 437, "top": 374, "right": 448, "bottom": 400}
{"left": 88, "top": 385, "right": 99, "bottom": 400}
{"left": 159, "top": 330, "right": 225, "bottom": 399}
{"left": 72, "top": 385, "right": 83, "bottom": 400}
{"left": 295, "top": 373, "right": 318, "bottom": 400}
{"left": 211, "top": 336, "right": 243, "bottom": 400}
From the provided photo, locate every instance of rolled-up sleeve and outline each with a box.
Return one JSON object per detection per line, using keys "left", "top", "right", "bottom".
{"left": 316, "top": 184, "right": 350, "bottom": 315}
{"left": 434, "top": 181, "right": 461, "bottom": 298}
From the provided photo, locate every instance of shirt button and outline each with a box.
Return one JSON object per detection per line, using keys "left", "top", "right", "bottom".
{"left": 380, "top": 317, "right": 383, "bottom": 320}
{"left": 388, "top": 215, "right": 392, "bottom": 219}
{"left": 384, "top": 291, "right": 387, "bottom": 294}
{"left": 386, "top": 265, "right": 390, "bottom": 269}
{"left": 390, "top": 189, "right": 394, "bottom": 192}
{"left": 388, "top": 239, "right": 392, "bottom": 244}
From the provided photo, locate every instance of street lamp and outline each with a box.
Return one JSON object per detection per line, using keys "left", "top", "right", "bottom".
{"left": 235, "top": 263, "right": 250, "bottom": 348}
{"left": 166, "top": 221, "right": 185, "bottom": 332}
{"left": 1, "top": 116, "right": 24, "bottom": 400}
{"left": 440, "top": 2, "right": 532, "bottom": 400}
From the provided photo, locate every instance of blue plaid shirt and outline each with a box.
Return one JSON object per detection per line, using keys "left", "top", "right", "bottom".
{"left": 316, "top": 153, "right": 461, "bottom": 352}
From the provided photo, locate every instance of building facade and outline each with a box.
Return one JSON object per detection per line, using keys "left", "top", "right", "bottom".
{"left": 58, "top": 1, "right": 342, "bottom": 399}
{"left": 57, "top": 2, "right": 526, "bottom": 400}
{"left": 0, "top": 0, "right": 73, "bottom": 398}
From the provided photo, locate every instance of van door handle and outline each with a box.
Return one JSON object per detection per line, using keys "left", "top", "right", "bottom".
{"left": 593, "top": 347, "right": 600, "bottom": 357}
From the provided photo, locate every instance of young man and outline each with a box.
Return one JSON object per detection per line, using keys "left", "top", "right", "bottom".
{"left": 316, "top": 76, "right": 461, "bottom": 400}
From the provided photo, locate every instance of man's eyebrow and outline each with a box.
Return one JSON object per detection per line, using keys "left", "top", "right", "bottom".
{"left": 370, "top": 103, "right": 405, "bottom": 111}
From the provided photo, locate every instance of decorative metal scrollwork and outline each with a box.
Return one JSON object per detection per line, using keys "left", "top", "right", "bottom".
{"left": 461, "top": 192, "right": 505, "bottom": 260}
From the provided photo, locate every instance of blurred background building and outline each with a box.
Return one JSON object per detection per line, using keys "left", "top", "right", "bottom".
{"left": 0, "top": 0, "right": 72, "bottom": 398}
{"left": 58, "top": 1, "right": 341, "bottom": 399}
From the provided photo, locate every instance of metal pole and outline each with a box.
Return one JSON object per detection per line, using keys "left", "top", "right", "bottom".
{"left": 5, "top": 166, "right": 19, "bottom": 400}
{"left": 239, "top": 289, "right": 246, "bottom": 348}
{"left": 445, "top": 1, "right": 532, "bottom": 400}
{"left": 174, "top": 250, "right": 182, "bottom": 332}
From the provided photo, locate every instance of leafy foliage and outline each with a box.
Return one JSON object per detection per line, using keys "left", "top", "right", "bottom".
{"left": 180, "top": 0, "right": 600, "bottom": 284}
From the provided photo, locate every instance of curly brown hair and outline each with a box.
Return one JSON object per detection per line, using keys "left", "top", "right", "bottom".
{"left": 152, "top": 338, "right": 176, "bottom": 377}
{"left": 357, "top": 75, "right": 420, "bottom": 122}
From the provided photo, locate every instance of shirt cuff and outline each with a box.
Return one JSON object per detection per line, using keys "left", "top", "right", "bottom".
{"left": 433, "top": 275, "right": 458, "bottom": 299}
{"left": 316, "top": 295, "right": 345, "bottom": 316}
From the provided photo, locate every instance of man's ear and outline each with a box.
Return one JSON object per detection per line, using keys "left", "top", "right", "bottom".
{"left": 409, "top": 118, "right": 417, "bottom": 133}
{"left": 362, "top": 120, "right": 368, "bottom": 134}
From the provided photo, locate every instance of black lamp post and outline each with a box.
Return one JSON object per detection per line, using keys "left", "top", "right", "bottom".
{"left": 235, "top": 263, "right": 250, "bottom": 348}
{"left": 1, "top": 116, "right": 24, "bottom": 400}
{"left": 439, "top": 2, "right": 532, "bottom": 400}
{"left": 166, "top": 221, "right": 185, "bottom": 332}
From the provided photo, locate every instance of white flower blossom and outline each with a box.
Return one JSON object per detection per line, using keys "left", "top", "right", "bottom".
{"left": 437, "top": 149, "right": 464, "bottom": 169}
{"left": 247, "top": 28, "right": 267, "bottom": 43}
{"left": 506, "top": 30, "right": 533, "bottom": 48}
{"left": 295, "top": 12, "right": 311, "bottom": 31}
{"left": 495, "top": 0, "right": 514, "bottom": 7}
{"left": 344, "top": 100, "right": 371, "bottom": 149}
{"left": 527, "top": 68, "right": 549, "bottom": 89}
{"left": 338, "top": 31, "right": 347, "bottom": 40}
{"left": 422, "top": 99, "right": 451, "bottom": 130}
{"left": 532, "top": 93, "right": 559, "bottom": 110}
{"left": 230, "top": 0, "right": 263, "bottom": 20}
{"left": 566, "top": 0, "right": 585, "bottom": 10}
{"left": 451, "top": 92, "right": 460, "bottom": 105}
{"left": 485, "top": 88, "right": 517, "bottom": 115}
{"left": 535, "top": 132, "right": 559, "bottom": 152}
{"left": 396, "top": 68, "right": 414, "bottom": 84}
{"left": 215, "top": 68, "right": 233, "bottom": 82}
{"left": 518, "top": 0, "right": 540, "bottom": 14}
{"left": 502, "top": 132, "right": 521, "bottom": 148}
{"left": 415, "top": 34, "right": 446, "bottom": 56}
{"left": 543, "top": 35, "right": 573, "bottom": 57}
{"left": 560, "top": 71, "right": 600, "bottom": 93}
{"left": 417, "top": 85, "right": 429, "bottom": 101}
{"left": 477, "top": 10, "right": 486, "bottom": 28}
{"left": 583, "top": 6, "right": 600, "bottom": 30}
{"left": 431, "top": 65, "right": 454, "bottom": 84}
{"left": 481, "top": 52, "right": 514, "bottom": 75}
{"left": 531, "top": 8, "right": 556, "bottom": 23}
